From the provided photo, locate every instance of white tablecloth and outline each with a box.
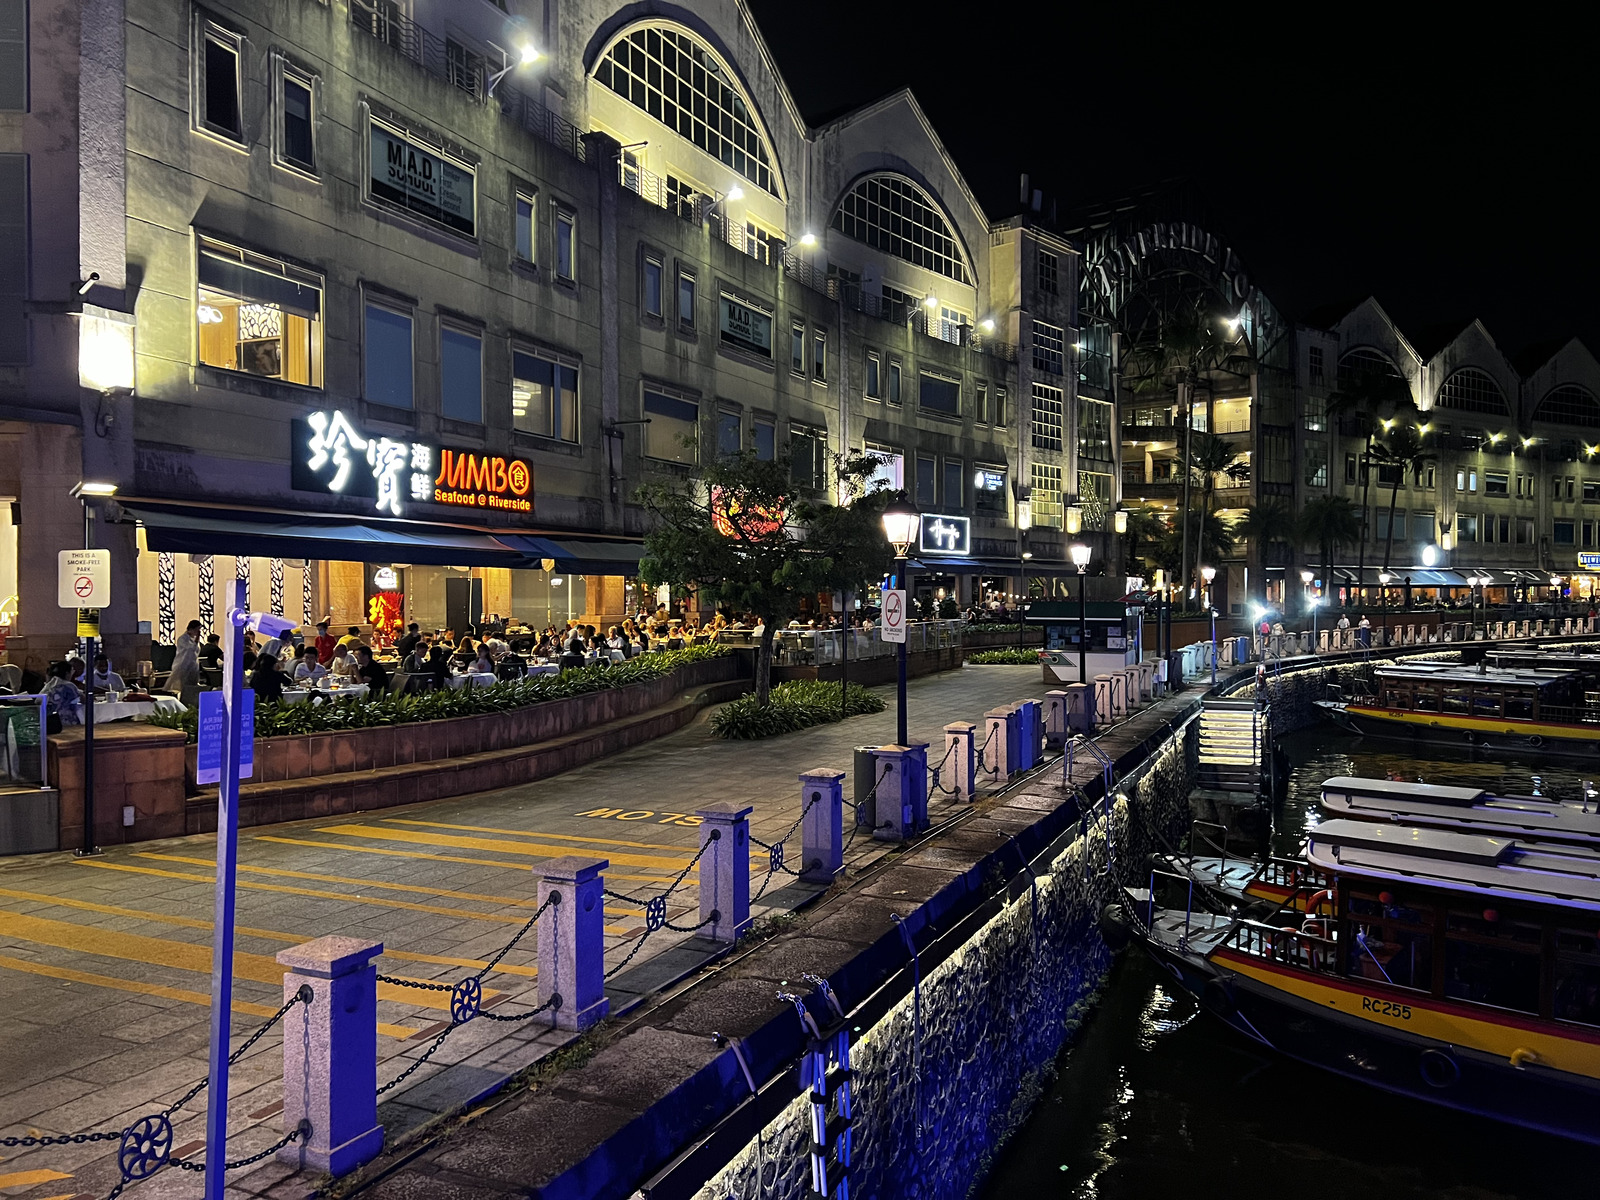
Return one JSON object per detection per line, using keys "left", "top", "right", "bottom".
{"left": 447, "top": 672, "right": 497, "bottom": 689}
{"left": 280, "top": 684, "right": 370, "bottom": 705}
{"left": 525, "top": 663, "right": 560, "bottom": 676}
{"left": 91, "top": 695, "right": 184, "bottom": 723}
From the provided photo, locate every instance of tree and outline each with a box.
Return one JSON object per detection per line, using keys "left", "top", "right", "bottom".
{"left": 1188, "top": 431, "right": 1240, "bottom": 519}
{"left": 1368, "top": 419, "right": 1431, "bottom": 576}
{"left": 637, "top": 452, "right": 891, "bottom": 707}
{"left": 1235, "top": 499, "right": 1298, "bottom": 601}
{"left": 1327, "top": 363, "right": 1414, "bottom": 601}
{"left": 1151, "top": 510, "right": 1236, "bottom": 599}
{"left": 1298, "top": 495, "right": 1362, "bottom": 604}
{"left": 1121, "top": 508, "right": 1169, "bottom": 575}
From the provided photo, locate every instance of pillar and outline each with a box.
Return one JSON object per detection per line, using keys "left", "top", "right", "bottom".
{"left": 981, "top": 707, "right": 1015, "bottom": 784}
{"left": 534, "top": 856, "right": 609, "bottom": 1030}
{"left": 1094, "top": 674, "right": 1114, "bottom": 722}
{"left": 1043, "top": 692, "right": 1068, "bottom": 748}
{"left": 869, "top": 745, "right": 927, "bottom": 840}
{"left": 1121, "top": 667, "right": 1140, "bottom": 710}
{"left": 1013, "top": 702, "right": 1036, "bottom": 771}
{"left": 942, "top": 722, "right": 976, "bottom": 801}
{"left": 798, "top": 769, "right": 845, "bottom": 882}
{"left": 1066, "top": 681, "right": 1094, "bottom": 731}
{"left": 276, "top": 936, "right": 385, "bottom": 1176}
{"left": 696, "top": 804, "right": 752, "bottom": 942}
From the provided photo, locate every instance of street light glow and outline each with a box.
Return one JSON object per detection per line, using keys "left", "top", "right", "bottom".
{"left": 881, "top": 498, "right": 920, "bottom": 557}
{"left": 1201, "top": 565, "right": 1216, "bottom": 583}
{"left": 1069, "top": 543, "right": 1091, "bottom": 569}
{"left": 726, "top": 185, "right": 744, "bottom": 202}
{"left": 799, "top": 232, "right": 816, "bottom": 246}
{"left": 519, "top": 43, "right": 540, "bottom": 64}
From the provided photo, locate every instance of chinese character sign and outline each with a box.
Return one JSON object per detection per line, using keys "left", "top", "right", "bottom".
{"left": 306, "top": 411, "right": 368, "bottom": 492}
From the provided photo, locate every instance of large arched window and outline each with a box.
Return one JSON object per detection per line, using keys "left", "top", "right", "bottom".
{"left": 594, "top": 24, "right": 779, "bottom": 197}
{"left": 1535, "top": 383, "right": 1600, "bottom": 428}
{"left": 1336, "top": 346, "right": 1401, "bottom": 390}
{"left": 1435, "top": 366, "right": 1508, "bottom": 415}
{"left": 831, "top": 174, "right": 971, "bottom": 284}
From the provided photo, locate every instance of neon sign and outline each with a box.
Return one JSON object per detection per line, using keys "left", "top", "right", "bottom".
{"left": 919, "top": 514, "right": 970, "bottom": 555}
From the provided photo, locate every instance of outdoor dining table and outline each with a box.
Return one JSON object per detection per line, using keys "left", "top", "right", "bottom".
{"left": 525, "top": 663, "right": 560, "bottom": 676}
{"left": 91, "top": 695, "right": 185, "bottom": 723}
{"left": 280, "top": 683, "right": 370, "bottom": 705}
{"left": 446, "top": 672, "right": 497, "bottom": 689}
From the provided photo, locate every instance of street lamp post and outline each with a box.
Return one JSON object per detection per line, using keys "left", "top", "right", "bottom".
{"left": 1201, "top": 565, "right": 1217, "bottom": 684}
{"left": 70, "top": 480, "right": 117, "bottom": 857}
{"left": 1379, "top": 570, "right": 1393, "bottom": 647}
{"left": 881, "top": 498, "right": 920, "bottom": 747}
{"left": 1300, "top": 568, "right": 1315, "bottom": 620}
{"left": 1071, "top": 542, "right": 1092, "bottom": 684}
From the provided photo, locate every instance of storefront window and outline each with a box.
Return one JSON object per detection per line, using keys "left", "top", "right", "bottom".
{"left": 512, "top": 350, "right": 578, "bottom": 441}
{"left": 197, "top": 239, "right": 323, "bottom": 386}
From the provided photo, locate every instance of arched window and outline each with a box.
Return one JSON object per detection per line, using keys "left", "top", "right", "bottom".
{"left": 1535, "top": 383, "right": 1600, "bottom": 428}
{"left": 1435, "top": 366, "right": 1508, "bottom": 415}
{"left": 831, "top": 174, "right": 971, "bottom": 284}
{"left": 594, "top": 24, "right": 778, "bottom": 197}
{"left": 1336, "top": 346, "right": 1401, "bottom": 390}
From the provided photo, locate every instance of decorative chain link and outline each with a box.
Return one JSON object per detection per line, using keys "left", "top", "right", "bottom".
{"left": 663, "top": 911, "right": 719, "bottom": 934}
{"left": 376, "top": 1026, "right": 454, "bottom": 1096}
{"left": 171, "top": 1120, "right": 310, "bottom": 1174}
{"left": 975, "top": 723, "right": 999, "bottom": 771}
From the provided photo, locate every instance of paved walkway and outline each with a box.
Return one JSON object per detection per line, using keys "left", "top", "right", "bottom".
{"left": 0, "top": 664, "right": 1044, "bottom": 1200}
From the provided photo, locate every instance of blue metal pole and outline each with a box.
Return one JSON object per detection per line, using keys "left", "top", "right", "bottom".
{"left": 1210, "top": 608, "right": 1217, "bottom": 684}
{"left": 206, "top": 579, "right": 248, "bottom": 1200}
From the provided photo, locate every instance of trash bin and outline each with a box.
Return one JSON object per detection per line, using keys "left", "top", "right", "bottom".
{"left": 854, "top": 746, "right": 878, "bottom": 828}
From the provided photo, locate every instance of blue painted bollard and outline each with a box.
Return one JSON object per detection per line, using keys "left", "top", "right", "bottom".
{"left": 535, "top": 856, "right": 609, "bottom": 1029}
{"left": 698, "top": 803, "right": 752, "bottom": 942}
{"left": 799, "top": 769, "right": 845, "bottom": 882}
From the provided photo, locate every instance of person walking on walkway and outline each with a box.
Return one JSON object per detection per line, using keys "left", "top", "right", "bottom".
{"left": 171, "top": 620, "right": 202, "bottom": 707}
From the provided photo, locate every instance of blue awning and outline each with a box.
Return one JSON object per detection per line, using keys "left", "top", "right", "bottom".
{"left": 123, "top": 503, "right": 527, "bottom": 567}
{"left": 497, "top": 535, "right": 646, "bottom": 574}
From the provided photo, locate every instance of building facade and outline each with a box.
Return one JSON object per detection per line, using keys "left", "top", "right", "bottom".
{"left": 1, "top": 0, "right": 1083, "bottom": 665}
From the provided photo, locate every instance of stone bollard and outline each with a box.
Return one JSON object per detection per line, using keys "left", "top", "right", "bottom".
{"left": 870, "top": 745, "right": 922, "bottom": 840}
{"left": 1151, "top": 657, "right": 1167, "bottom": 697}
{"left": 1094, "top": 674, "right": 1114, "bottom": 722}
{"left": 1137, "top": 660, "right": 1154, "bottom": 701}
{"left": 942, "top": 722, "right": 976, "bottom": 801}
{"left": 1013, "top": 702, "right": 1037, "bottom": 771}
{"left": 534, "top": 856, "right": 609, "bottom": 1028}
{"left": 1318, "top": 630, "right": 1328, "bottom": 653}
{"left": 981, "top": 707, "right": 1015, "bottom": 783}
{"left": 1025, "top": 699, "right": 1046, "bottom": 761}
{"left": 1121, "top": 667, "right": 1140, "bottom": 709}
{"left": 696, "top": 804, "right": 752, "bottom": 943}
{"left": 1043, "top": 692, "right": 1069, "bottom": 748}
{"left": 277, "top": 936, "right": 385, "bottom": 1176}
{"left": 1110, "top": 673, "right": 1128, "bottom": 718}
{"left": 1066, "top": 682, "right": 1095, "bottom": 731}
{"left": 798, "top": 768, "right": 845, "bottom": 883}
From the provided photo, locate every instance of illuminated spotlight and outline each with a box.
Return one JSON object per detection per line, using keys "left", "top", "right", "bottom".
{"left": 923, "top": 293, "right": 938, "bottom": 309}
{"left": 726, "top": 185, "right": 744, "bottom": 202}
{"left": 519, "top": 43, "right": 540, "bottom": 64}
{"left": 799, "top": 232, "right": 816, "bottom": 246}
{"left": 980, "top": 318, "right": 995, "bottom": 333}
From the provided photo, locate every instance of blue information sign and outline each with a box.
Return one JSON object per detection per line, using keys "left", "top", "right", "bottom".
{"left": 196, "top": 689, "right": 254, "bottom": 785}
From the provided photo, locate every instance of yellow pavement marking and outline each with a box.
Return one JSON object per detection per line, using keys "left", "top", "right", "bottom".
{"left": 0, "top": 1169, "right": 73, "bottom": 1188}
{"left": 0, "top": 887, "right": 542, "bottom": 980}
{"left": 383, "top": 818, "right": 697, "bottom": 855}
{"left": 73, "top": 860, "right": 532, "bottom": 925}
{"left": 138, "top": 852, "right": 548, "bottom": 909}
{"left": 29, "top": 1193, "right": 81, "bottom": 1200}
{"left": 0, "top": 952, "right": 415, "bottom": 1038}
{"left": 318, "top": 823, "right": 692, "bottom": 870}
{"left": 0, "top": 911, "right": 491, "bottom": 1012}
{"left": 252, "top": 834, "right": 680, "bottom": 885}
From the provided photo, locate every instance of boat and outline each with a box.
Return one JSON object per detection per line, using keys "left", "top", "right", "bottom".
{"left": 1131, "top": 817, "right": 1600, "bottom": 1145}
{"left": 1314, "top": 660, "right": 1600, "bottom": 757}
{"left": 1321, "top": 775, "right": 1600, "bottom": 849}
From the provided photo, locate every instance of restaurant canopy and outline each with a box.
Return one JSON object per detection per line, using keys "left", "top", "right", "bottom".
{"left": 496, "top": 535, "right": 647, "bottom": 575}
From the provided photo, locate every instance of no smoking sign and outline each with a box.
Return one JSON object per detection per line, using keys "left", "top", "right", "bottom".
{"left": 881, "top": 587, "right": 907, "bottom": 644}
{"left": 59, "top": 549, "right": 112, "bottom": 609}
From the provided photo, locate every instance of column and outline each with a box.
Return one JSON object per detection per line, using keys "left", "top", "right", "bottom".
{"left": 696, "top": 804, "right": 752, "bottom": 942}
{"left": 534, "top": 856, "right": 610, "bottom": 1030}
{"left": 798, "top": 768, "right": 845, "bottom": 882}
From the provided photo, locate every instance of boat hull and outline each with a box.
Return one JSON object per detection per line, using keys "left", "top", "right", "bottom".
{"left": 1320, "top": 703, "right": 1600, "bottom": 759}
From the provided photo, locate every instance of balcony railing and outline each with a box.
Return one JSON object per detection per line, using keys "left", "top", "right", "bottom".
{"left": 1122, "top": 422, "right": 1178, "bottom": 442}
{"left": 351, "top": 0, "right": 585, "bottom": 161}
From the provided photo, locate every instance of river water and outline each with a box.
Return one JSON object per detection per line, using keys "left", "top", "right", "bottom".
{"left": 981, "top": 726, "right": 1599, "bottom": 1199}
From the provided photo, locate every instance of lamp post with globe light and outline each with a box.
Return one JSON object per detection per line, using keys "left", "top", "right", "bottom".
{"left": 1071, "top": 542, "right": 1092, "bottom": 684}
{"left": 1201, "top": 565, "right": 1217, "bottom": 683}
{"left": 1379, "top": 570, "right": 1393, "bottom": 646}
{"left": 881, "top": 497, "right": 920, "bottom": 746}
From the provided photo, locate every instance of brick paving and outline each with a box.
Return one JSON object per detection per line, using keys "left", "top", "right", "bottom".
{"left": 0, "top": 664, "right": 1048, "bottom": 1200}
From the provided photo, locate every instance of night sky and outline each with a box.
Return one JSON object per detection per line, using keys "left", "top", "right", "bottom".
{"left": 748, "top": 4, "right": 1599, "bottom": 363}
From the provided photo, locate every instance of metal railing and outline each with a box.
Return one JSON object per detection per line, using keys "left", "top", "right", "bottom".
{"left": 715, "top": 620, "right": 965, "bottom": 666}
{"left": 1222, "top": 918, "right": 1337, "bottom": 974}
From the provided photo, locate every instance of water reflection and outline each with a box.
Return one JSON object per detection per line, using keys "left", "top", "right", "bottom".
{"left": 982, "top": 726, "right": 1594, "bottom": 1200}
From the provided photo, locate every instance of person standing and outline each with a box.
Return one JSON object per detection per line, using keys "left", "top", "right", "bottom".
{"left": 170, "top": 620, "right": 203, "bottom": 707}
{"left": 313, "top": 620, "right": 339, "bottom": 665}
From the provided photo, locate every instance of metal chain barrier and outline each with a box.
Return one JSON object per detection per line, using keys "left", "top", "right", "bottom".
{"left": 974, "top": 723, "right": 999, "bottom": 772}
{"left": 928, "top": 738, "right": 960, "bottom": 797}
{"left": 5, "top": 987, "right": 314, "bottom": 1200}
{"left": 602, "top": 835, "right": 717, "bottom": 979}
{"left": 842, "top": 762, "right": 894, "bottom": 854}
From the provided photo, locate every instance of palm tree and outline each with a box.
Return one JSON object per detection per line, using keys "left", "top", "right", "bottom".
{"left": 1368, "top": 418, "right": 1432, "bottom": 575}
{"left": 1187, "top": 431, "right": 1238, "bottom": 520}
{"left": 1236, "top": 499, "right": 1298, "bottom": 603}
{"left": 1154, "top": 510, "right": 1236, "bottom": 599}
{"left": 1327, "top": 363, "right": 1414, "bottom": 603}
{"left": 1121, "top": 508, "right": 1169, "bottom": 576}
{"left": 1298, "top": 495, "right": 1362, "bottom": 605}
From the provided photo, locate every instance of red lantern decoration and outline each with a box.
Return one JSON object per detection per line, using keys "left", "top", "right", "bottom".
{"left": 1482, "top": 908, "right": 1499, "bottom": 923}
{"left": 1378, "top": 891, "right": 1394, "bottom": 905}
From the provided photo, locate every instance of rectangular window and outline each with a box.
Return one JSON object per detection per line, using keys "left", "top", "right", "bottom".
{"left": 1426, "top": 465, "right": 1436, "bottom": 489}
{"left": 198, "top": 22, "right": 243, "bottom": 141}
{"left": 1303, "top": 393, "right": 1327, "bottom": 432}
{"left": 197, "top": 239, "right": 324, "bottom": 387}
{"left": 1345, "top": 892, "right": 1434, "bottom": 993}
{"left": 813, "top": 332, "right": 827, "bottom": 383}
{"left": 975, "top": 382, "right": 989, "bottom": 425}
{"left": 866, "top": 447, "right": 904, "bottom": 492}
{"left": 920, "top": 372, "right": 961, "bottom": 416}
{"left": 1457, "top": 468, "right": 1467, "bottom": 492}
{"left": 1518, "top": 518, "right": 1534, "bottom": 544}
{"left": 1483, "top": 470, "right": 1508, "bottom": 496}
{"left": 1555, "top": 519, "right": 1576, "bottom": 545}
{"left": 1308, "top": 345, "right": 1324, "bottom": 380}
{"left": 943, "top": 460, "right": 963, "bottom": 510}
{"left": 1030, "top": 463, "right": 1063, "bottom": 529}
{"left": 994, "top": 386, "right": 1007, "bottom": 427}
{"left": 1469, "top": 469, "right": 1478, "bottom": 491}
{"left": 1498, "top": 515, "right": 1510, "bottom": 544}
{"left": 1032, "top": 320, "right": 1065, "bottom": 375}
{"left": 644, "top": 388, "right": 698, "bottom": 464}
{"left": 1376, "top": 462, "right": 1400, "bottom": 487}
{"left": 278, "top": 64, "right": 316, "bottom": 172}
{"left": 1345, "top": 454, "right": 1358, "bottom": 484}
{"left": 888, "top": 360, "right": 902, "bottom": 406}
{"left": 677, "top": 272, "right": 695, "bottom": 328}
{"left": 717, "top": 409, "right": 741, "bottom": 457}
{"left": 512, "top": 349, "right": 578, "bottom": 442}
{"left": 439, "top": 325, "right": 482, "bottom": 423}
{"left": 1444, "top": 912, "right": 1542, "bottom": 1014}
{"left": 791, "top": 324, "right": 805, "bottom": 374}
{"left": 1078, "top": 398, "right": 1113, "bottom": 462}
{"left": 369, "top": 118, "right": 477, "bottom": 238}
{"left": 1556, "top": 929, "right": 1600, "bottom": 1028}
{"left": 0, "top": 153, "right": 22, "bottom": 363}
{"left": 753, "top": 416, "right": 775, "bottom": 461}
{"left": 1032, "top": 382, "right": 1064, "bottom": 452}
{"left": 1375, "top": 511, "right": 1407, "bottom": 541}
{"left": 745, "top": 221, "right": 775, "bottom": 267}
{"left": 1570, "top": 477, "right": 1578, "bottom": 501}
{"left": 865, "top": 351, "right": 881, "bottom": 400}
{"left": 0, "top": 0, "right": 25, "bottom": 111}
{"left": 936, "top": 304, "right": 969, "bottom": 346}
{"left": 790, "top": 423, "right": 829, "bottom": 490}
{"left": 1307, "top": 461, "right": 1328, "bottom": 487}
{"left": 974, "top": 466, "right": 1007, "bottom": 512}
{"left": 1584, "top": 480, "right": 1600, "bottom": 503}
{"left": 514, "top": 191, "right": 536, "bottom": 264}
{"left": 555, "top": 208, "right": 576, "bottom": 280}
{"left": 1037, "top": 249, "right": 1059, "bottom": 296}
{"left": 364, "top": 301, "right": 413, "bottom": 409}
{"left": 1456, "top": 513, "right": 1479, "bottom": 543}
{"left": 1528, "top": 474, "right": 1535, "bottom": 498}
{"left": 914, "top": 456, "right": 936, "bottom": 507}
{"left": 642, "top": 254, "right": 663, "bottom": 318}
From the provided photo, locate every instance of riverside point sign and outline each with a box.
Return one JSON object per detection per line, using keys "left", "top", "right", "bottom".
{"left": 291, "top": 411, "right": 533, "bottom": 518}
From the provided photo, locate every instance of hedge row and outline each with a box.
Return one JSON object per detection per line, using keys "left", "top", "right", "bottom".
{"left": 709, "top": 679, "right": 885, "bottom": 740}
{"left": 967, "top": 649, "right": 1043, "bottom": 665}
{"left": 143, "top": 645, "right": 730, "bottom": 744}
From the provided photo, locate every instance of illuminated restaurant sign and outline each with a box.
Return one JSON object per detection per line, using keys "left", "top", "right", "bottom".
{"left": 1579, "top": 553, "right": 1600, "bottom": 570}
{"left": 291, "top": 411, "right": 533, "bottom": 518}
{"left": 919, "top": 514, "right": 970, "bottom": 555}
